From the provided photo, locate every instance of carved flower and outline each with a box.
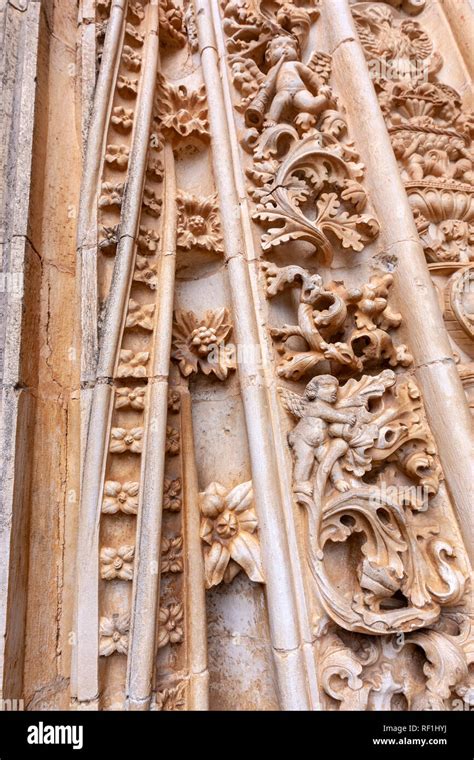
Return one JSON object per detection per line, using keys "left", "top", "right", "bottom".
{"left": 105, "top": 144, "right": 130, "bottom": 169}
{"left": 100, "top": 545, "right": 135, "bottom": 580}
{"left": 155, "top": 682, "right": 186, "bottom": 711}
{"left": 122, "top": 45, "right": 142, "bottom": 71}
{"left": 146, "top": 155, "right": 164, "bottom": 182}
{"left": 127, "top": 1, "right": 145, "bottom": 24}
{"left": 167, "top": 389, "right": 181, "bottom": 413}
{"left": 172, "top": 308, "right": 236, "bottom": 381}
{"left": 117, "top": 75, "right": 138, "bottom": 98}
{"left": 117, "top": 350, "right": 149, "bottom": 378}
{"left": 159, "top": 0, "right": 186, "bottom": 48}
{"left": 166, "top": 427, "right": 180, "bottom": 456}
{"left": 161, "top": 535, "right": 183, "bottom": 574}
{"left": 126, "top": 298, "right": 155, "bottom": 330}
{"left": 97, "top": 0, "right": 111, "bottom": 15}
{"left": 115, "top": 386, "right": 146, "bottom": 410}
{"left": 102, "top": 481, "right": 139, "bottom": 514}
{"left": 111, "top": 106, "right": 134, "bottom": 132}
{"left": 109, "top": 427, "right": 143, "bottom": 454}
{"left": 134, "top": 255, "right": 159, "bottom": 289}
{"left": 163, "top": 477, "right": 182, "bottom": 511}
{"left": 177, "top": 192, "right": 223, "bottom": 252}
{"left": 142, "top": 187, "right": 162, "bottom": 217}
{"left": 99, "top": 224, "right": 120, "bottom": 254}
{"left": 99, "top": 182, "right": 124, "bottom": 208}
{"left": 137, "top": 226, "right": 160, "bottom": 254}
{"left": 199, "top": 481, "right": 264, "bottom": 589}
{"left": 99, "top": 613, "right": 129, "bottom": 656}
{"left": 157, "top": 603, "right": 184, "bottom": 648}
{"left": 125, "top": 22, "right": 144, "bottom": 47}
{"left": 156, "top": 80, "right": 209, "bottom": 138}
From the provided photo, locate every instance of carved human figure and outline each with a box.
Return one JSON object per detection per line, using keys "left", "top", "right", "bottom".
{"left": 287, "top": 375, "right": 356, "bottom": 496}
{"left": 246, "top": 34, "right": 331, "bottom": 131}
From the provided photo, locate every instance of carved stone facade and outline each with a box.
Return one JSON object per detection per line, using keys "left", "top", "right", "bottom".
{"left": 0, "top": 0, "right": 472, "bottom": 713}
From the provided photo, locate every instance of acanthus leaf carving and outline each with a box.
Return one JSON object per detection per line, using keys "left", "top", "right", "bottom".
{"left": 263, "top": 262, "right": 412, "bottom": 380}
{"left": 279, "top": 370, "right": 468, "bottom": 635}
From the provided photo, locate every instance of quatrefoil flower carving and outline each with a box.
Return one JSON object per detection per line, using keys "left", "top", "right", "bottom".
{"left": 157, "top": 603, "right": 184, "bottom": 648}
{"left": 100, "top": 545, "right": 135, "bottom": 581}
{"left": 99, "top": 613, "right": 130, "bottom": 656}
{"left": 102, "top": 481, "right": 139, "bottom": 514}
{"left": 109, "top": 427, "right": 143, "bottom": 454}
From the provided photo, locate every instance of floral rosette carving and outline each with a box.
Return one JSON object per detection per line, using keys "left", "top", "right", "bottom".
{"left": 102, "top": 481, "right": 140, "bottom": 514}
{"left": 199, "top": 481, "right": 264, "bottom": 589}
{"left": 99, "top": 613, "right": 130, "bottom": 656}
{"left": 171, "top": 308, "right": 236, "bottom": 380}
{"left": 155, "top": 76, "right": 209, "bottom": 139}
{"left": 158, "top": 603, "right": 184, "bottom": 648}
{"left": 177, "top": 192, "right": 224, "bottom": 253}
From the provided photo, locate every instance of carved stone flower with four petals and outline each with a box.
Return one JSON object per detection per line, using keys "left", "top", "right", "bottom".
{"left": 157, "top": 603, "right": 184, "bottom": 648}
{"left": 100, "top": 545, "right": 135, "bottom": 580}
{"left": 102, "top": 481, "right": 139, "bottom": 514}
{"left": 109, "top": 427, "right": 143, "bottom": 454}
{"left": 99, "top": 613, "right": 130, "bottom": 656}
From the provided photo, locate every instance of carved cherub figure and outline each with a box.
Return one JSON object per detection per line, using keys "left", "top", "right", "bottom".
{"left": 285, "top": 375, "right": 356, "bottom": 497}
{"left": 245, "top": 34, "right": 332, "bottom": 132}
{"left": 280, "top": 370, "right": 398, "bottom": 503}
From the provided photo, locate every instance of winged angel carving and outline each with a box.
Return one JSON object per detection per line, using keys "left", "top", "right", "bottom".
{"left": 280, "top": 370, "right": 468, "bottom": 635}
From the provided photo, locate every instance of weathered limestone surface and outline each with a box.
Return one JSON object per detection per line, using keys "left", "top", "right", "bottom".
{"left": 0, "top": 0, "right": 472, "bottom": 711}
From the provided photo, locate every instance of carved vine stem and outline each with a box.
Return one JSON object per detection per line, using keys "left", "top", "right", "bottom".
{"left": 73, "top": 0, "right": 160, "bottom": 707}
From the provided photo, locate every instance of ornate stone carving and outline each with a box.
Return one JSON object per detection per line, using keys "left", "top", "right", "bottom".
{"left": 319, "top": 613, "right": 473, "bottom": 710}
{"left": 109, "top": 427, "right": 144, "bottom": 454}
{"left": 102, "top": 481, "right": 140, "bottom": 515}
{"left": 157, "top": 602, "right": 184, "bottom": 648}
{"left": 99, "top": 614, "right": 130, "bottom": 657}
{"left": 163, "top": 477, "right": 182, "bottom": 512}
{"left": 156, "top": 78, "right": 210, "bottom": 139}
{"left": 100, "top": 545, "right": 135, "bottom": 581}
{"left": 125, "top": 299, "right": 155, "bottom": 331}
{"left": 263, "top": 263, "right": 412, "bottom": 379}
{"left": 155, "top": 681, "right": 186, "bottom": 711}
{"left": 352, "top": 1, "right": 474, "bottom": 435}
{"left": 280, "top": 370, "right": 468, "bottom": 634}
{"left": 117, "top": 350, "right": 150, "bottom": 378}
{"left": 250, "top": 131, "right": 379, "bottom": 262}
{"left": 172, "top": 308, "right": 236, "bottom": 380}
{"left": 165, "top": 427, "right": 180, "bottom": 456}
{"left": 199, "top": 481, "right": 264, "bottom": 589}
{"left": 177, "top": 192, "right": 224, "bottom": 252}
{"left": 159, "top": 0, "right": 187, "bottom": 49}
{"left": 161, "top": 535, "right": 183, "bottom": 574}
